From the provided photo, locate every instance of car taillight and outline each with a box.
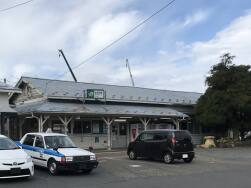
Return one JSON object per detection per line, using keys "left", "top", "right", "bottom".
{"left": 60, "top": 157, "right": 66, "bottom": 163}
{"left": 171, "top": 137, "right": 176, "bottom": 145}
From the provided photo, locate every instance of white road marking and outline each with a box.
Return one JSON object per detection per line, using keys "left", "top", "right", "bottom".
{"left": 129, "top": 164, "right": 141, "bottom": 168}
{"left": 98, "top": 160, "right": 107, "bottom": 163}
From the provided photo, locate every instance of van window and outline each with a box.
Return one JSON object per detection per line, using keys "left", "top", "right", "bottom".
{"left": 23, "top": 135, "right": 35, "bottom": 146}
{"left": 153, "top": 133, "right": 168, "bottom": 141}
{"left": 175, "top": 131, "right": 191, "bottom": 140}
{"left": 35, "top": 136, "right": 44, "bottom": 148}
{"left": 139, "top": 133, "right": 154, "bottom": 141}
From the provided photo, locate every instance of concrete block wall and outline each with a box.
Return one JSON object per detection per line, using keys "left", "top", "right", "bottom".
{"left": 69, "top": 134, "right": 108, "bottom": 149}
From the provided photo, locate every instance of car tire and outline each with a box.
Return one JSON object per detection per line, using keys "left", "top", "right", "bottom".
{"left": 163, "top": 153, "right": 173, "bottom": 164}
{"left": 183, "top": 157, "right": 193, "bottom": 163}
{"left": 129, "top": 150, "right": 137, "bottom": 160}
{"left": 48, "top": 159, "right": 58, "bottom": 175}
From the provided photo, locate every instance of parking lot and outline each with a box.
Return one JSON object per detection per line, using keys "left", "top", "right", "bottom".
{"left": 2, "top": 148, "right": 251, "bottom": 188}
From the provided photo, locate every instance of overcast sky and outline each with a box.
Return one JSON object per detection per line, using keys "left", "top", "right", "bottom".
{"left": 1, "top": 0, "right": 251, "bottom": 92}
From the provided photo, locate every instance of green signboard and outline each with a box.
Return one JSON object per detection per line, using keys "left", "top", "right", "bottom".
{"left": 86, "top": 89, "right": 105, "bottom": 99}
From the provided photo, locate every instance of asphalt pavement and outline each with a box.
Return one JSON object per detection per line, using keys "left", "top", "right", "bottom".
{"left": 1, "top": 147, "right": 251, "bottom": 188}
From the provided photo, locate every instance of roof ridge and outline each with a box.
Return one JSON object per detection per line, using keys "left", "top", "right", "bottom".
{"left": 21, "top": 76, "right": 202, "bottom": 94}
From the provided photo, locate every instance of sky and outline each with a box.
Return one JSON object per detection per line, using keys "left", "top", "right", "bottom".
{"left": 1, "top": 0, "right": 251, "bottom": 93}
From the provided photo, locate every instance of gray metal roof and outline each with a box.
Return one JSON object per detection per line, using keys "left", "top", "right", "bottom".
{"left": 18, "top": 77, "right": 202, "bottom": 105}
{"left": 14, "top": 100, "right": 187, "bottom": 118}
{"left": 0, "top": 106, "right": 17, "bottom": 113}
{"left": 0, "top": 81, "right": 21, "bottom": 93}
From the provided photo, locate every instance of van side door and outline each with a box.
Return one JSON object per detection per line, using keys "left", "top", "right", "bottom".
{"left": 21, "top": 134, "right": 36, "bottom": 161}
{"left": 150, "top": 133, "right": 167, "bottom": 159}
{"left": 133, "top": 133, "right": 148, "bottom": 157}
{"left": 135, "top": 133, "right": 154, "bottom": 158}
{"left": 34, "top": 135, "right": 47, "bottom": 167}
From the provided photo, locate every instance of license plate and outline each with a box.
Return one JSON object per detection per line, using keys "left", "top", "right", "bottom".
{"left": 78, "top": 164, "right": 87, "bottom": 169}
{"left": 182, "top": 154, "right": 188, "bottom": 159}
{"left": 10, "top": 168, "right": 21, "bottom": 174}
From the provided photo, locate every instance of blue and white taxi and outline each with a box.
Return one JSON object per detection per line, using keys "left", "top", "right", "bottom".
{"left": 0, "top": 135, "right": 34, "bottom": 179}
{"left": 18, "top": 133, "right": 98, "bottom": 175}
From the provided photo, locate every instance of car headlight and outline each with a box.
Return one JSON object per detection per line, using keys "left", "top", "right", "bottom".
{"left": 90, "top": 155, "right": 96, "bottom": 160}
{"left": 65, "top": 156, "right": 73, "bottom": 162}
{"left": 26, "top": 156, "right": 32, "bottom": 163}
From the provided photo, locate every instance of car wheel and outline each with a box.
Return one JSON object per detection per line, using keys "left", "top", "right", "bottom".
{"left": 48, "top": 160, "right": 58, "bottom": 175}
{"left": 163, "top": 153, "right": 173, "bottom": 164}
{"left": 183, "top": 158, "right": 193, "bottom": 163}
{"left": 129, "top": 150, "right": 137, "bottom": 160}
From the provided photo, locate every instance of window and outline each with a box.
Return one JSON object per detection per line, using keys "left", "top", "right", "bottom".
{"left": 35, "top": 136, "right": 44, "bottom": 148}
{"left": 0, "top": 137, "right": 19, "bottom": 150}
{"left": 74, "top": 120, "right": 91, "bottom": 134}
{"left": 153, "top": 133, "right": 168, "bottom": 141}
{"left": 92, "top": 120, "right": 105, "bottom": 134}
{"left": 44, "top": 136, "right": 76, "bottom": 149}
{"left": 119, "top": 124, "right": 127, "bottom": 135}
{"left": 103, "top": 124, "right": 108, "bottom": 134}
{"left": 138, "top": 124, "right": 145, "bottom": 134}
{"left": 139, "top": 133, "right": 153, "bottom": 141}
{"left": 175, "top": 131, "right": 191, "bottom": 140}
{"left": 82, "top": 121, "right": 91, "bottom": 133}
{"left": 23, "top": 135, "right": 35, "bottom": 146}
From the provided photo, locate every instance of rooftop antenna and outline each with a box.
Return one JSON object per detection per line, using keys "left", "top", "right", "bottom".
{"left": 58, "top": 49, "right": 77, "bottom": 82}
{"left": 126, "top": 59, "right": 135, "bottom": 87}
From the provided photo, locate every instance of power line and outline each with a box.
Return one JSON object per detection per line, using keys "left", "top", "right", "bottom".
{"left": 42, "top": 0, "right": 177, "bottom": 91}
{"left": 0, "top": 0, "right": 34, "bottom": 12}
{"left": 72, "top": 0, "right": 176, "bottom": 70}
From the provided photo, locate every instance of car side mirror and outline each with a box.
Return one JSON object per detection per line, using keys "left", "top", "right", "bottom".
{"left": 53, "top": 146, "right": 58, "bottom": 151}
{"left": 135, "top": 138, "right": 141, "bottom": 142}
{"left": 88, "top": 146, "right": 94, "bottom": 152}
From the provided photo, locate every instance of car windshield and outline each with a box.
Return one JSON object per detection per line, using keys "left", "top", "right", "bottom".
{"left": 44, "top": 136, "right": 76, "bottom": 149}
{"left": 0, "top": 137, "right": 19, "bottom": 150}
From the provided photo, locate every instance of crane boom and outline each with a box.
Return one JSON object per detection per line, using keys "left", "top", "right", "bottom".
{"left": 58, "top": 49, "right": 77, "bottom": 82}
{"left": 126, "top": 59, "right": 135, "bottom": 87}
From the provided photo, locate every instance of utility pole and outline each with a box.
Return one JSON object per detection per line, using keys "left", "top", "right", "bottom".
{"left": 58, "top": 49, "right": 78, "bottom": 82}
{"left": 126, "top": 59, "right": 135, "bottom": 87}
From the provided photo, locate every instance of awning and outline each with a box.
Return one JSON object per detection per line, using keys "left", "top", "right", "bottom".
{"left": 0, "top": 106, "right": 17, "bottom": 113}
{"left": 14, "top": 100, "right": 188, "bottom": 118}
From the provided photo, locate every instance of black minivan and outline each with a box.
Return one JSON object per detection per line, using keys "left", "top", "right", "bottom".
{"left": 127, "top": 129, "right": 194, "bottom": 164}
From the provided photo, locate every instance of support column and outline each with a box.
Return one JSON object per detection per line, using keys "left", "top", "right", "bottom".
{"left": 139, "top": 117, "right": 150, "bottom": 130}
{"left": 57, "top": 115, "right": 72, "bottom": 134}
{"left": 172, "top": 118, "right": 180, "bottom": 130}
{"left": 18, "top": 118, "right": 25, "bottom": 139}
{"left": 38, "top": 115, "right": 49, "bottom": 132}
{"left": 102, "top": 117, "right": 114, "bottom": 150}
{"left": 6, "top": 117, "right": 10, "bottom": 137}
{"left": 126, "top": 123, "right": 130, "bottom": 146}
{"left": 0, "top": 113, "right": 2, "bottom": 134}
{"left": 70, "top": 119, "right": 74, "bottom": 135}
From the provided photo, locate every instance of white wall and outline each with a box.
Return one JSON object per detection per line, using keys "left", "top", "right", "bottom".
{"left": 0, "top": 93, "right": 10, "bottom": 111}
{"left": 69, "top": 134, "right": 108, "bottom": 149}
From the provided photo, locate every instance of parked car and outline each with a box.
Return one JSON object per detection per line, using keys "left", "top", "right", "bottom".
{"left": 18, "top": 133, "right": 98, "bottom": 175}
{"left": 127, "top": 129, "right": 195, "bottom": 164}
{"left": 0, "top": 134, "right": 34, "bottom": 179}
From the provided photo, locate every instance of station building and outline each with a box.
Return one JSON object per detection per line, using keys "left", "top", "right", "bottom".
{"left": 8, "top": 77, "right": 202, "bottom": 149}
{"left": 0, "top": 81, "right": 21, "bottom": 137}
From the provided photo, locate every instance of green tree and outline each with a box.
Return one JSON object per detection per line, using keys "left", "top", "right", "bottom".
{"left": 195, "top": 53, "right": 251, "bottom": 138}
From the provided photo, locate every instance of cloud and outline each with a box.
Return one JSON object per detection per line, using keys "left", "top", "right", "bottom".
{"left": 77, "top": 11, "right": 142, "bottom": 60}
{"left": 183, "top": 10, "right": 210, "bottom": 27}
{"left": 72, "top": 10, "right": 251, "bottom": 93}
{"left": 0, "top": 0, "right": 137, "bottom": 81}
{"left": 133, "top": 10, "right": 251, "bottom": 92}
{"left": 0, "top": 1, "right": 250, "bottom": 94}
